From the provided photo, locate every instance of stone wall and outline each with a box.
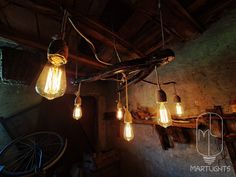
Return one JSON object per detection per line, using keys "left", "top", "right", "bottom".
{"left": 110, "top": 9, "right": 236, "bottom": 177}
{"left": 0, "top": 83, "right": 42, "bottom": 149}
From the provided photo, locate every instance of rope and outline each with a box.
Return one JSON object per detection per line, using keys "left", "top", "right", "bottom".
{"left": 125, "top": 75, "right": 129, "bottom": 110}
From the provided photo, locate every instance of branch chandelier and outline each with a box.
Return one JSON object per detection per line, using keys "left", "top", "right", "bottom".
{"left": 35, "top": 1, "right": 182, "bottom": 141}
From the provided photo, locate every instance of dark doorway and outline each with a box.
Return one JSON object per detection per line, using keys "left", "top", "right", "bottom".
{"left": 38, "top": 94, "right": 98, "bottom": 175}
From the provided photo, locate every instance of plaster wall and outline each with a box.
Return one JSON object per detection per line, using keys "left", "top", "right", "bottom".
{"left": 112, "top": 9, "right": 236, "bottom": 177}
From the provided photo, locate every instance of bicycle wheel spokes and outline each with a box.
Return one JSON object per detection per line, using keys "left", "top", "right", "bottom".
{"left": 0, "top": 131, "right": 66, "bottom": 176}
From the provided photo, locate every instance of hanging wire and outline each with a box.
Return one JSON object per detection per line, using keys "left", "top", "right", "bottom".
{"left": 61, "top": 10, "right": 68, "bottom": 40}
{"left": 75, "top": 62, "right": 78, "bottom": 80}
{"left": 68, "top": 17, "right": 112, "bottom": 66}
{"left": 173, "top": 82, "right": 177, "bottom": 95}
{"left": 155, "top": 66, "right": 161, "bottom": 90}
{"left": 125, "top": 75, "right": 129, "bottom": 110}
{"left": 74, "top": 61, "right": 81, "bottom": 96}
{"left": 118, "top": 91, "right": 121, "bottom": 102}
{"left": 111, "top": 21, "right": 122, "bottom": 63}
{"left": 121, "top": 73, "right": 129, "bottom": 109}
{"left": 158, "top": 0, "right": 165, "bottom": 49}
{"left": 114, "top": 40, "right": 122, "bottom": 62}
{"left": 76, "top": 82, "right": 81, "bottom": 96}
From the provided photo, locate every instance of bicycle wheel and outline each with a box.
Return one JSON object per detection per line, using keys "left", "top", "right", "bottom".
{"left": 0, "top": 131, "right": 67, "bottom": 176}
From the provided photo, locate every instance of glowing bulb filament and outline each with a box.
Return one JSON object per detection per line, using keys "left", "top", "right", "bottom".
{"left": 44, "top": 67, "right": 62, "bottom": 94}
{"left": 160, "top": 105, "right": 169, "bottom": 124}
{"left": 117, "top": 108, "right": 123, "bottom": 120}
{"left": 176, "top": 103, "right": 183, "bottom": 116}
{"left": 124, "top": 123, "right": 134, "bottom": 141}
{"left": 158, "top": 102, "right": 172, "bottom": 128}
{"left": 73, "top": 105, "right": 82, "bottom": 120}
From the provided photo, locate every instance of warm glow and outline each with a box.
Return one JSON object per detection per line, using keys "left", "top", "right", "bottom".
{"left": 73, "top": 105, "right": 82, "bottom": 120}
{"left": 116, "top": 108, "right": 123, "bottom": 120}
{"left": 176, "top": 102, "right": 183, "bottom": 116}
{"left": 44, "top": 67, "right": 62, "bottom": 94}
{"left": 158, "top": 102, "right": 172, "bottom": 128}
{"left": 35, "top": 63, "right": 66, "bottom": 100}
{"left": 123, "top": 123, "right": 134, "bottom": 141}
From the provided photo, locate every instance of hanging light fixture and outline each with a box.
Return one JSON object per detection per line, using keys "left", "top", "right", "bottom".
{"left": 155, "top": 67, "right": 172, "bottom": 128}
{"left": 154, "top": 0, "right": 172, "bottom": 128}
{"left": 123, "top": 111, "right": 134, "bottom": 141}
{"left": 172, "top": 83, "right": 183, "bottom": 116}
{"left": 73, "top": 83, "right": 82, "bottom": 120}
{"left": 73, "top": 96, "right": 82, "bottom": 120}
{"left": 116, "top": 92, "right": 123, "bottom": 120}
{"left": 35, "top": 11, "right": 68, "bottom": 100}
{"left": 73, "top": 64, "right": 82, "bottom": 120}
{"left": 35, "top": 39, "right": 68, "bottom": 100}
{"left": 123, "top": 75, "right": 134, "bottom": 141}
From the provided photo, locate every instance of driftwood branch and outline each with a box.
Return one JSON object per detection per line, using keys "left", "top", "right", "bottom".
{"left": 74, "top": 49, "right": 175, "bottom": 87}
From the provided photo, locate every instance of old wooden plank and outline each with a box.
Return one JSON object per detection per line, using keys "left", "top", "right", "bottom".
{"left": 0, "top": 25, "right": 105, "bottom": 69}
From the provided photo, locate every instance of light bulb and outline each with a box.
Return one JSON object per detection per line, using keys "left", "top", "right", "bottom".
{"left": 73, "top": 104, "right": 82, "bottom": 120}
{"left": 157, "top": 102, "right": 172, "bottom": 128}
{"left": 35, "top": 63, "right": 66, "bottom": 100}
{"left": 116, "top": 108, "right": 123, "bottom": 120}
{"left": 176, "top": 102, "right": 183, "bottom": 116}
{"left": 123, "top": 123, "right": 134, "bottom": 141}
{"left": 116, "top": 101, "right": 123, "bottom": 120}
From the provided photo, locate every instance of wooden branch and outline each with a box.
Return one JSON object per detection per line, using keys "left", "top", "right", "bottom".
{"left": 0, "top": 25, "right": 105, "bottom": 69}
{"left": 118, "top": 66, "right": 155, "bottom": 91}
{"left": 75, "top": 49, "right": 175, "bottom": 83}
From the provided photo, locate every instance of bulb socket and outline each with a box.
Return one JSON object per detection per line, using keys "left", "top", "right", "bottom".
{"left": 74, "top": 95, "right": 82, "bottom": 106}
{"left": 157, "top": 89, "right": 167, "bottom": 102}
{"left": 48, "top": 39, "right": 68, "bottom": 65}
{"left": 173, "top": 95, "right": 181, "bottom": 103}
{"left": 124, "top": 109, "right": 133, "bottom": 123}
{"left": 117, "top": 101, "right": 123, "bottom": 109}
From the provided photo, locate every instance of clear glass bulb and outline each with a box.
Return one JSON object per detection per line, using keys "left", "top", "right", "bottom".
{"left": 73, "top": 104, "right": 82, "bottom": 120}
{"left": 116, "top": 108, "right": 123, "bottom": 120}
{"left": 157, "top": 102, "right": 172, "bottom": 128}
{"left": 35, "top": 62, "right": 66, "bottom": 100}
{"left": 176, "top": 102, "right": 183, "bottom": 116}
{"left": 123, "top": 123, "right": 134, "bottom": 141}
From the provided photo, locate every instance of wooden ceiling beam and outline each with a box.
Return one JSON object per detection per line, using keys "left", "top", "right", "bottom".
{"left": 168, "top": 0, "right": 204, "bottom": 32}
{"left": 136, "top": 8, "right": 185, "bottom": 40}
{"left": 144, "top": 37, "right": 172, "bottom": 55}
{"left": 7, "top": 0, "right": 144, "bottom": 59}
{"left": 0, "top": 26, "right": 105, "bottom": 69}
{"left": 198, "top": 0, "right": 234, "bottom": 25}
{"left": 71, "top": 15, "right": 144, "bottom": 58}
{"left": 136, "top": 0, "right": 204, "bottom": 40}
{"left": 187, "top": 0, "right": 208, "bottom": 13}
